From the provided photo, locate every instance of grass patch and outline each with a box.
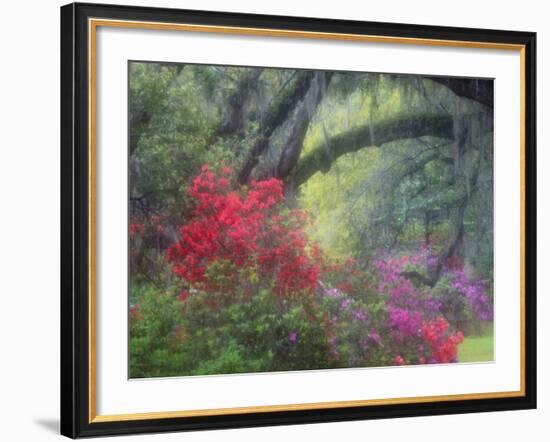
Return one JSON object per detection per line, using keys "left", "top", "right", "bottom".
{"left": 458, "top": 325, "right": 494, "bottom": 363}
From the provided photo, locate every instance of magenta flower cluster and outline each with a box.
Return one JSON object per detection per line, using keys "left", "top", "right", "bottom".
{"left": 313, "top": 246, "right": 491, "bottom": 367}
{"left": 388, "top": 306, "right": 422, "bottom": 339}
{"left": 375, "top": 250, "right": 442, "bottom": 341}
{"left": 449, "top": 269, "right": 493, "bottom": 321}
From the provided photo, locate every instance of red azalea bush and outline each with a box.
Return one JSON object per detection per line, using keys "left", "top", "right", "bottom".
{"left": 166, "top": 165, "right": 319, "bottom": 297}
{"left": 421, "top": 317, "right": 464, "bottom": 363}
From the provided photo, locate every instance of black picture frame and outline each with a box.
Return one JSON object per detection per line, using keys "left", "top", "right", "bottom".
{"left": 61, "top": 2, "right": 537, "bottom": 438}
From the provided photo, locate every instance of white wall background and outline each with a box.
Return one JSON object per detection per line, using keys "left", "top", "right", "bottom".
{"left": 0, "top": 0, "right": 545, "bottom": 440}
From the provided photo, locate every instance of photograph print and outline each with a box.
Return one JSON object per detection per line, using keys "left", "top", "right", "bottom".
{"left": 128, "top": 61, "right": 494, "bottom": 379}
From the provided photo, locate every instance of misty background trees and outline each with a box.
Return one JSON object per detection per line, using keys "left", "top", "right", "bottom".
{"left": 129, "top": 62, "right": 493, "bottom": 288}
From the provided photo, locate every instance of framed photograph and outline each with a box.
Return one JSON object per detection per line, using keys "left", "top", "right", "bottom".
{"left": 60, "top": 2, "right": 536, "bottom": 438}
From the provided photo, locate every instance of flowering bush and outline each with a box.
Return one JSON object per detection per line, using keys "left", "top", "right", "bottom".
{"left": 166, "top": 165, "right": 319, "bottom": 298}
{"left": 421, "top": 317, "right": 464, "bottom": 363}
{"left": 433, "top": 265, "right": 493, "bottom": 334}
{"left": 128, "top": 166, "right": 493, "bottom": 378}
{"left": 448, "top": 269, "right": 493, "bottom": 321}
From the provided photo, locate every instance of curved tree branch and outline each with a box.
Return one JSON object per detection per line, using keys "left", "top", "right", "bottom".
{"left": 293, "top": 113, "right": 456, "bottom": 186}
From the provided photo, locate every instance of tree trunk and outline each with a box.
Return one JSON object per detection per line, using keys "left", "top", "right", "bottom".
{"left": 238, "top": 71, "right": 317, "bottom": 183}
{"left": 276, "top": 72, "right": 333, "bottom": 178}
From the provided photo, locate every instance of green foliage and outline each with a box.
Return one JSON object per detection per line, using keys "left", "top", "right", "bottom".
{"left": 129, "top": 283, "right": 335, "bottom": 377}
{"left": 129, "top": 64, "right": 241, "bottom": 223}
{"left": 129, "top": 284, "right": 189, "bottom": 377}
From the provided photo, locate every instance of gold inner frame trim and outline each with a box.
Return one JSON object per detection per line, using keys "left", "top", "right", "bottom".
{"left": 88, "top": 17, "right": 527, "bottom": 424}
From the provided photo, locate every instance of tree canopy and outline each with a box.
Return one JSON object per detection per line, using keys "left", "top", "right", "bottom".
{"left": 129, "top": 62, "right": 493, "bottom": 286}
